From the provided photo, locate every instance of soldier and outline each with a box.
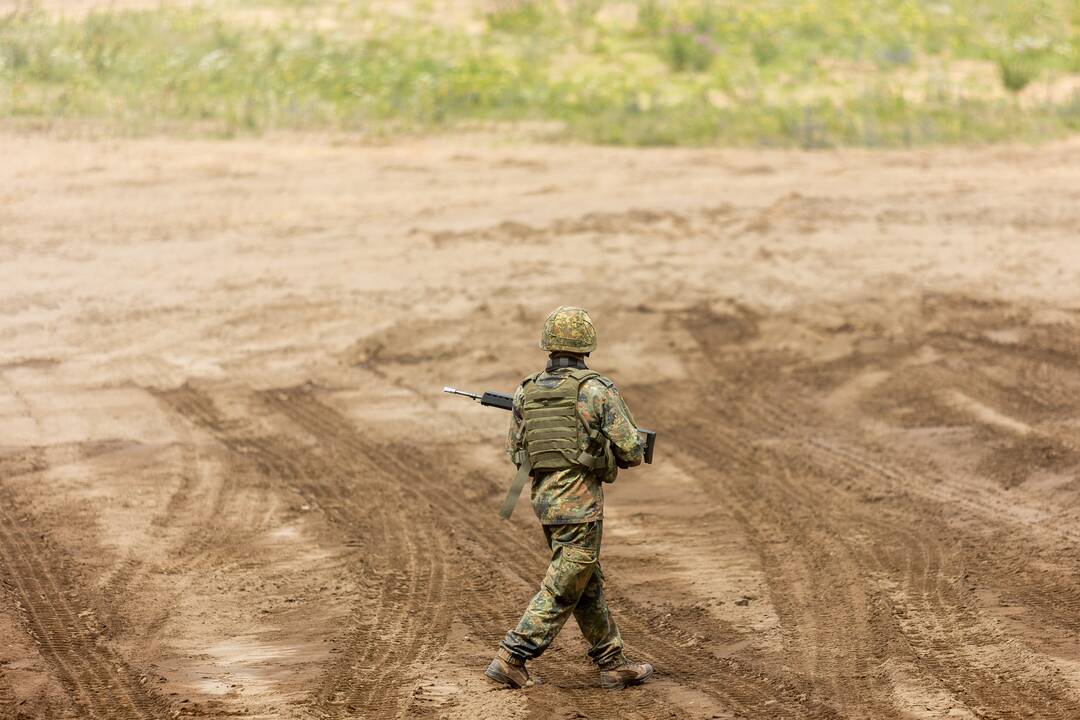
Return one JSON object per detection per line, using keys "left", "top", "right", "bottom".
{"left": 484, "top": 306, "right": 654, "bottom": 690}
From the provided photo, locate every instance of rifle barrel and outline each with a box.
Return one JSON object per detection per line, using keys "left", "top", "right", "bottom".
{"left": 443, "top": 386, "right": 482, "bottom": 402}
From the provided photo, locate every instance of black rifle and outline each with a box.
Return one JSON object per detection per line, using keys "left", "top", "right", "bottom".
{"left": 443, "top": 386, "right": 655, "bottom": 464}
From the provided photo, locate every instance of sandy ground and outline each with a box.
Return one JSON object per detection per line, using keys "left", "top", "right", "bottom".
{"left": 2, "top": 129, "right": 1080, "bottom": 720}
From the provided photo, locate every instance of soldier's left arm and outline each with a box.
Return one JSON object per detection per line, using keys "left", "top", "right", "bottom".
{"left": 594, "top": 382, "right": 645, "bottom": 467}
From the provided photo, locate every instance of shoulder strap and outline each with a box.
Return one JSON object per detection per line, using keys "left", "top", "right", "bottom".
{"left": 565, "top": 368, "right": 600, "bottom": 384}
{"left": 520, "top": 371, "right": 542, "bottom": 389}
{"left": 500, "top": 453, "right": 532, "bottom": 520}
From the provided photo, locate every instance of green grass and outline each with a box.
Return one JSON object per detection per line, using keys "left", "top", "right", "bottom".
{"left": 1, "top": 0, "right": 1078, "bottom": 145}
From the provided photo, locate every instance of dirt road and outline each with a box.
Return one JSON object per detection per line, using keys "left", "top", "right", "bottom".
{"left": 2, "top": 131, "right": 1080, "bottom": 719}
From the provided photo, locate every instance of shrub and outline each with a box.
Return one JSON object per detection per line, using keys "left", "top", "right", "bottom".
{"left": 998, "top": 53, "right": 1039, "bottom": 93}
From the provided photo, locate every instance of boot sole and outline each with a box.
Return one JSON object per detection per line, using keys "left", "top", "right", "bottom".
{"left": 600, "top": 665, "right": 654, "bottom": 689}
{"left": 484, "top": 663, "right": 524, "bottom": 689}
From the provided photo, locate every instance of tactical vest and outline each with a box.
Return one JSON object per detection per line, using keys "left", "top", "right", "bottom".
{"left": 520, "top": 368, "right": 611, "bottom": 472}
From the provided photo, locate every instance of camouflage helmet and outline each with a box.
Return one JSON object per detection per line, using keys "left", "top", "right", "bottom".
{"left": 539, "top": 306, "right": 597, "bottom": 353}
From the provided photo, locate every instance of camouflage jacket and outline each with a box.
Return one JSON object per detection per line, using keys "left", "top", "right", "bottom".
{"left": 507, "top": 363, "right": 644, "bottom": 525}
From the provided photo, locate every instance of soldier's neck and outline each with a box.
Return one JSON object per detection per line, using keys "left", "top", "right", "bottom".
{"left": 546, "top": 353, "right": 588, "bottom": 371}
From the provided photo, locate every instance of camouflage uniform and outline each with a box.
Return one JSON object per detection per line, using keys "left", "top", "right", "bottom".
{"left": 499, "top": 358, "right": 645, "bottom": 668}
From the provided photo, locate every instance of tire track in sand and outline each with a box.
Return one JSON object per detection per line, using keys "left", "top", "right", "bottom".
{"left": 151, "top": 388, "right": 292, "bottom": 577}
{"left": 157, "top": 383, "right": 446, "bottom": 719}
{"left": 799, "top": 436, "right": 1080, "bottom": 720}
{"left": 0, "top": 668, "right": 20, "bottom": 720}
{"left": 655, "top": 405, "right": 904, "bottom": 718}
{"left": 0, "top": 487, "right": 168, "bottom": 720}
{"left": 657, "top": 307, "right": 1080, "bottom": 717}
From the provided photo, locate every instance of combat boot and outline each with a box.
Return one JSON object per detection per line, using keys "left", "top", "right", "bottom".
{"left": 598, "top": 657, "right": 654, "bottom": 689}
{"left": 484, "top": 649, "right": 535, "bottom": 689}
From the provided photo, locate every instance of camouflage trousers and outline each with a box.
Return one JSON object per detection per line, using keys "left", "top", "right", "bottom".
{"left": 500, "top": 521, "right": 624, "bottom": 668}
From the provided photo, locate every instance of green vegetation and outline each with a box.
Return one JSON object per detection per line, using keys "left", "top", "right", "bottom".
{"left": 1, "top": 0, "right": 1078, "bottom": 145}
